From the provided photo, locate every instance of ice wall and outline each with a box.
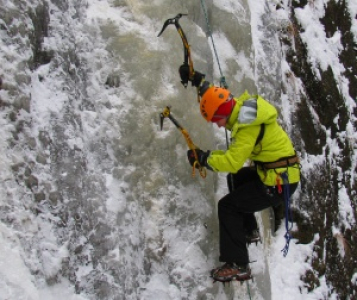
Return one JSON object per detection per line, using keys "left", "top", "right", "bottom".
{"left": 0, "top": 0, "right": 257, "bottom": 299}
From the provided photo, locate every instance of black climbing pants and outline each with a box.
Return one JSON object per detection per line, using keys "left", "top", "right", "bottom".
{"left": 219, "top": 167, "right": 298, "bottom": 265}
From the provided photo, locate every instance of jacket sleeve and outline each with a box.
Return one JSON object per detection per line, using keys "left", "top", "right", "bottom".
{"left": 207, "top": 125, "right": 261, "bottom": 173}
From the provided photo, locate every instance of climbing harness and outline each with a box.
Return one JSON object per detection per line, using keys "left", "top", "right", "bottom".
{"left": 254, "top": 154, "right": 299, "bottom": 182}
{"left": 200, "top": 0, "right": 228, "bottom": 89}
{"left": 160, "top": 106, "right": 207, "bottom": 179}
{"left": 158, "top": 14, "right": 194, "bottom": 88}
{"left": 257, "top": 155, "right": 299, "bottom": 170}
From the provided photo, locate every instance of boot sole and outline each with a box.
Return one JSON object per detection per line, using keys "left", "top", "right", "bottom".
{"left": 212, "top": 273, "right": 252, "bottom": 283}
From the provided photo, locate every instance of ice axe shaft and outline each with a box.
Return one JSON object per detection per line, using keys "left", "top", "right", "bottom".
{"left": 160, "top": 106, "right": 196, "bottom": 150}
{"left": 160, "top": 106, "right": 206, "bottom": 178}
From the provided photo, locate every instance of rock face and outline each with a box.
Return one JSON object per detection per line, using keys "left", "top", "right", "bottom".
{"left": 279, "top": 1, "right": 357, "bottom": 298}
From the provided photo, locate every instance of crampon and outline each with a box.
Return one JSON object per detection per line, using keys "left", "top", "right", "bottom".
{"left": 246, "top": 229, "right": 261, "bottom": 246}
{"left": 210, "top": 263, "right": 252, "bottom": 283}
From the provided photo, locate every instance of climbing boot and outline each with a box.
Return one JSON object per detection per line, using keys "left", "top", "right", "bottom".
{"left": 246, "top": 229, "right": 261, "bottom": 245}
{"left": 211, "top": 263, "right": 251, "bottom": 282}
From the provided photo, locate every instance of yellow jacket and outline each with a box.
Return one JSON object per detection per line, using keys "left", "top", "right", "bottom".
{"left": 207, "top": 91, "right": 300, "bottom": 186}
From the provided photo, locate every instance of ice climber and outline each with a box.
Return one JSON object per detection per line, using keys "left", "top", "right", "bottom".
{"left": 179, "top": 65, "right": 301, "bottom": 283}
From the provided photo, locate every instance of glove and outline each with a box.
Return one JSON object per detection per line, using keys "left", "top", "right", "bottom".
{"left": 187, "top": 149, "right": 210, "bottom": 169}
{"left": 198, "top": 80, "right": 211, "bottom": 97}
{"left": 178, "top": 64, "right": 205, "bottom": 87}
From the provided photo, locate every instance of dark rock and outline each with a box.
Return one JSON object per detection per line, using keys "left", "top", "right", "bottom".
{"left": 25, "top": 175, "right": 38, "bottom": 189}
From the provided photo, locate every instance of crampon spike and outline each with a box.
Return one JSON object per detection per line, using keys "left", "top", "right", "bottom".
{"left": 159, "top": 114, "right": 164, "bottom": 130}
{"left": 211, "top": 275, "right": 253, "bottom": 284}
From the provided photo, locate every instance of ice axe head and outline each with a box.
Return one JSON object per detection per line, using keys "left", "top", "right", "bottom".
{"left": 159, "top": 106, "right": 171, "bottom": 130}
{"left": 157, "top": 13, "right": 187, "bottom": 37}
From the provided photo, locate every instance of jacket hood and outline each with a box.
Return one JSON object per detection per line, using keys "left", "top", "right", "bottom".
{"left": 226, "top": 91, "right": 278, "bottom": 131}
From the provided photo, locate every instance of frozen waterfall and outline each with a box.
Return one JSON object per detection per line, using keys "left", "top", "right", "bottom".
{"left": 4, "top": 0, "right": 351, "bottom": 299}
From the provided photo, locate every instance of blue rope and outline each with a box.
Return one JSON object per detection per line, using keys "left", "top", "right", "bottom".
{"left": 200, "top": 0, "right": 228, "bottom": 89}
{"left": 281, "top": 172, "right": 293, "bottom": 257}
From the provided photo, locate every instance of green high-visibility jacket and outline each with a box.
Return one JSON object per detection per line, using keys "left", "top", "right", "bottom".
{"left": 207, "top": 91, "right": 300, "bottom": 186}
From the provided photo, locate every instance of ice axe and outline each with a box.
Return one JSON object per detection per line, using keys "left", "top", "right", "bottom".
{"left": 160, "top": 106, "right": 206, "bottom": 178}
{"left": 157, "top": 13, "right": 194, "bottom": 88}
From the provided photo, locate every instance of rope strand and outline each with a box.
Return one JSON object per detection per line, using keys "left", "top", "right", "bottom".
{"left": 200, "top": 0, "right": 231, "bottom": 182}
{"left": 200, "top": 4, "right": 253, "bottom": 297}
{"left": 281, "top": 172, "right": 293, "bottom": 256}
{"left": 200, "top": 0, "right": 228, "bottom": 88}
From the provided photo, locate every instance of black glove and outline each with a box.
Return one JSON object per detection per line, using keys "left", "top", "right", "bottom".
{"left": 198, "top": 80, "right": 211, "bottom": 97}
{"left": 187, "top": 149, "right": 210, "bottom": 169}
{"left": 178, "top": 64, "right": 205, "bottom": 87}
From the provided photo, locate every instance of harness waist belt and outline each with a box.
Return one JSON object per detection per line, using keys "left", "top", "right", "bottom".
{"left": 255, "top": 155, "right": 299, "bottom": 170}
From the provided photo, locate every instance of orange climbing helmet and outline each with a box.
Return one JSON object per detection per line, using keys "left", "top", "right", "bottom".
{"left": 200, "top": 86, "right": 233, "bottom": 122}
